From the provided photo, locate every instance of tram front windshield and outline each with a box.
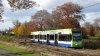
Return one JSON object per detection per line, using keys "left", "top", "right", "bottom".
{"left": 72, "top": 31, "right": 82, "bottom": 40}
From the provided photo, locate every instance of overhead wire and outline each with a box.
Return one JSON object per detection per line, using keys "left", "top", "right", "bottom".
{"left": 83, "top": 2, "right": 100, "bottom": 10}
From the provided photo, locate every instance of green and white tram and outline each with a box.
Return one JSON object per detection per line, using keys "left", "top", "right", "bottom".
{"left": 31, "top": 28, "right": 83, "bottom": 48}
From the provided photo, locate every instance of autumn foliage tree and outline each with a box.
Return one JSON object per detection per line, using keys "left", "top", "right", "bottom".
{"left": 57, "top": 2, "right": 83, "bottom": 19}
{"left": 53, "top": 2, "right": 84, "bottom": 28}
{"left": 61, "top": 18, "right": 80, "bottom": 28}
{"left": 12, "top": 21, "right": 39, "bottom": 36}
{"left": 25, "top": 21, "right": 39, "bottom": 35}
{"left": 11, "top": 2, "right": 85, "bottom": 36}
{"left": 17, "top": 23, "right": 26, "bottom": 35}
{"left": 12, "top": 20, "right": 21, "bottom": 35}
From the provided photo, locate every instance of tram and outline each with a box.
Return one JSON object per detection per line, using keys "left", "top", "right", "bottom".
{"left": 31, "top": 28, "right": 83, "bottom": 48}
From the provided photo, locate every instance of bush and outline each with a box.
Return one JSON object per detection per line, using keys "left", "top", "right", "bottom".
{"left": 83, "top": 38, "right": 100, "bottom": 49}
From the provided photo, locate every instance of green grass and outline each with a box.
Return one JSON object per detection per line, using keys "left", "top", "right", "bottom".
{"left": 0, "top": 54, "right": 4, "bottom": 56}
{"left": 0, "top": 44, "right": 40, "bottom": 56}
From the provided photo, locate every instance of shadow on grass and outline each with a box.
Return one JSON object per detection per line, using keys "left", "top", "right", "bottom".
{"left": 83, "top": 38, "right": 100, "bottom": 49}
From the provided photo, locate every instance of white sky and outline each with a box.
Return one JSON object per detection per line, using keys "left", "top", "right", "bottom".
{"left": 0, "top": 0, "right": 100, "bottom": 30}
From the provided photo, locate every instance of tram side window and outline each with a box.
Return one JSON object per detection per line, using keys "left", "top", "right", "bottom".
{"left": 33, "top": 35, "right": 35, "bottom": 39}
{"left": 40, "top": 35, "right": 46, "bottom": 40}
{"left": 59, "top": 34, "right": 72, "bottom": 41}
{"left": 49, "top": 35, "right": 54, "bottom": 40}
{"left": 67, "top": 34, "right": 72, "bottom": 41}
{"left": 59, "top": 34, "right": 66, "bottom": 41}
{"left": 40, "top": 35, "right": 42, "bottom": 39}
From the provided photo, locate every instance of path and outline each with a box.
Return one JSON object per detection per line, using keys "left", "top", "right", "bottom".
{"left": 0, "top": 49, "right": 18, "bottom": 56}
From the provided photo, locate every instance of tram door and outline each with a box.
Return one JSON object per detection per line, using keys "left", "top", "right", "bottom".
{"left": 54, "top": 34, "right": 58, "bottom": 45}
{"left": 49, "top": 34, "right": 55, "bottom": 45}
{"left": 34, "top": 35, "right": 38, "bottom": 42}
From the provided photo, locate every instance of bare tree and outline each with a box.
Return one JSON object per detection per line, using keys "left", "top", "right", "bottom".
{"left": 7, "top": 0, "right": 37, "bottom": 11}
{"left": 50, "top": 10, "right": 63, "bottom": 29}
{"left": 93, "top": 18, "right": 100, "bottom": 28}
{"left": 83, "top": 22, "right": 95, "bottom": 36}
{"left": 0, "top": 0, "right": 37, "bottom": 19}
{"left": 31, "top": 10, "right": 51, "bottom": 30}
{"left": 93, "top": 18, "right": 100, "bottom": 35}
{"left": 13, "top": 20, "right": 21, "bottom": 27}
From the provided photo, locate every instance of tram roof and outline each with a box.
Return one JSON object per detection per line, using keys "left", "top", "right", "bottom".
{"left": 31, "top": 29, "right": 72, "bottom": 35}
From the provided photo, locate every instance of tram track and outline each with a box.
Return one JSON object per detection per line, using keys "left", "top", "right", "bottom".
{"left": 12, "top": 40, "right": 100, "bottom": 56}
{"left": 12, "top": 41, "right": 100, "bottom": 56}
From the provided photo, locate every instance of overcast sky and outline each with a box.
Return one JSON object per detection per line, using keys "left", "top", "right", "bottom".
{"left": 0, "top": 0, "right": 100, "bottom": 30}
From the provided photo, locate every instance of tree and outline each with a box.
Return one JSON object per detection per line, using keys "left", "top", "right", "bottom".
{"left": 0, "top": 0, "right": 37, "bottom": 19}
{"left": 83, "top": 22, "right": 95, "bottom": 36}
{"left": 25, "top": 21, "right": 39, "bottom": 35}
{"left": 12, "top": 20, "right": 21, "bottom": 35}
{"left": 31, "top": 10, "right": 51, "bottom": 30}
{"left": 30, "top": 2, "right": 84, "bottom": 30}
{"left": 7, "top": 0, "right": 37, "bottom": 10}
{"left": 81, "top": 27, "right": 88, "bottom": 39}
{"left": 61, "top": 18, "right": 80, "bottom": 28}
{"left": 17, "top": 23, "right": 26, "bottom": 35}
{"left": 50, "top": 10, "right": 63, "bottom": 29}
{"left": 57, "top": 2, "right": 84, "bottom": 19}
{"left": 13, "top": 20, "right": 21, "bottom": 27}
{"left": 93, "top": 18, "right": 100, "bottom": 35}
{"left": 54, "top": 2, "right": 84, "bottom": 28}
{"left": 12, "top": 26, "right": 19, "bottom": 35}
{"left": 12, "top": 20, "right": 38, "bottom": 35}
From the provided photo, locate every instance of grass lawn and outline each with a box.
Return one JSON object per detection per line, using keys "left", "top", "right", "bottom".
{"left": 0, "top": 44, "right": 40, "bottom": 56}
{"left": 0, "top": 54, "right": 4, "bottom": 56}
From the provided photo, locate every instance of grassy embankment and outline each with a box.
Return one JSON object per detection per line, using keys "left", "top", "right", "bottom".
{"left": 0, "top": 54, "right": 3, "bottom": 56}
{"left": 0, "top": 34, "right": 41, "bottom": 56}
{"left": 0, "top": 44, "right": 40, "bottom": 56}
